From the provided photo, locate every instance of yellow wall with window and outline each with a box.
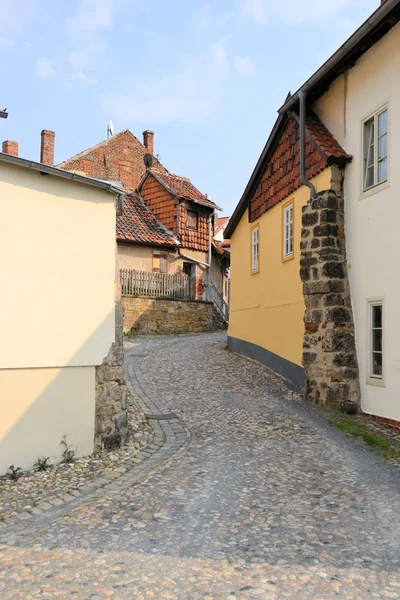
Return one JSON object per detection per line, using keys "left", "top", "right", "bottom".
{"left": 228, "top": 169, "right": 331, "bottom": 369}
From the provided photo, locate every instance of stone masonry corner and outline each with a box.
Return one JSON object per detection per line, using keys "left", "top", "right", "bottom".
{"left": 300, "top": 168, "right": 360, "bottom": 409}
{"left": 95, "top": 303, "right": 130, "bottom": 450}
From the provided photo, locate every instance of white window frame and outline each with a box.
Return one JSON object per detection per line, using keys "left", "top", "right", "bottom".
{"left": 251, "top": 225, "right": 259, "bottom": 273}
{"left": 283, "top": 203, "right": 293, "bottom": 260}
{"left": 366, "top": 298, "right": 385, "bottom": 387}
{"left": 362, "top": 105, "right": 389, "bottom": 194}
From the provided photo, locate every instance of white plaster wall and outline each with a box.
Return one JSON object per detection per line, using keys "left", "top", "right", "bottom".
{"left": 314, "top": 22, "right": 400, "bottom": 421}
{"left": 0, "top": 163, "right": 116, "bottom": 369}
{"left": 0, "top": 366, "right": 95, "bottom": 472}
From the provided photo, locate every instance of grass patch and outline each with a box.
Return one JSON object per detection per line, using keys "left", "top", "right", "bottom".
{"left": 329, "top": 412, "right": 400, "bottom": 462}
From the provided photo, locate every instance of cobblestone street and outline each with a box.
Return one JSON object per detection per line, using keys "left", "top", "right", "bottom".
{"left": 1, "top": 333, "right": 400, "bottom": 599}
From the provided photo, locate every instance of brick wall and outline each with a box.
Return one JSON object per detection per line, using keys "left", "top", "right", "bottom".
{"left": 122, "top": 297, "right": 214, "bottom": 334}
{"left": 58, "top": 130, "right": 151, "bottom": 191}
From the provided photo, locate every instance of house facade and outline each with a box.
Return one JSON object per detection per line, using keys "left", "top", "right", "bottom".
{"left": 226, "top": 0, "right": 400, "bottom": 424}
{"left": 225, "top": 114, "right": 350, "bottom": 389}
{"left": 0, "top": 149, "right": 126, "bottom": 473}
{"left": 59, "top": 129, "right": 230, "bottom": 303}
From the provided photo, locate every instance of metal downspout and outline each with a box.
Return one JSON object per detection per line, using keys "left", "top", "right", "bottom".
{"left": 299, "top": 91, "right": 316, "bottom": 199}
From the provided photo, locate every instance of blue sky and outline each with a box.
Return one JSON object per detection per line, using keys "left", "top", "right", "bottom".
{"left": 1, "top": 0, "right": 378, "bottom": 214}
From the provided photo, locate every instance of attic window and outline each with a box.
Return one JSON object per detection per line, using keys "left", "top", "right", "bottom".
{"left": 187, "top": 210, "right": 198, "bottom": 230}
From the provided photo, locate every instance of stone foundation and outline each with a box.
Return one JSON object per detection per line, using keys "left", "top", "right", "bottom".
{"left": 95, "top": 303, "right": 130, "bottom": 450}
{"left": 122, "top": 297, "right": 214, "bottom": 335}
{"left": 300, "top": 178, "right": 360, "bottom": 408}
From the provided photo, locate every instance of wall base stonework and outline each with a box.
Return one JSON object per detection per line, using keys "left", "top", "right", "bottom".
{"left": 300, "top": 180, "right": 360, "bottom": 409}
{"left": 122, "top": 297, "right": 215, "bottom": 335}
{"left": 95, "top": 303, "right": 130, "bottom": 450}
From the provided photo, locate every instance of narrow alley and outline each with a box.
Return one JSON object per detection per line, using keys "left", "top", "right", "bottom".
{"left": 1, "top": 333, "right": 399, "bottom": 599}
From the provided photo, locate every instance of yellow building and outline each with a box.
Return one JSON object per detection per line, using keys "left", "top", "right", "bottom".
{"left": 225, "top": 112, "right": 350, "bottom": 388}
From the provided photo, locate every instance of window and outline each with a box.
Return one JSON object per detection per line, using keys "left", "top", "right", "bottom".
{"left": 363, "top": 107, "right": 388, "bottom": 191}
{"left": 283, "top": 203, "right": 293, "bottom": 260}
{"left": 153, "top": 252, "right": 168, "bottom": 273}
{"left": 183, "top": 262, "right": 195, "bottom": 278}
{"left": 368, "top": 300, "right": 384, "bottom": 385}
{"left": 251, "top": 225, "right": 259, "bottom": 273}
{"left": 187, "top": 210, "right": 198, "bottom": 230}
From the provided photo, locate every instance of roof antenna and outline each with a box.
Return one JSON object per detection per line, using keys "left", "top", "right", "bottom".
{"left": 107, "top": 120, "right": 114, "bottom": 138}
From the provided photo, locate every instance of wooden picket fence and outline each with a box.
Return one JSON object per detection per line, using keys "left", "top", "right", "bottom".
{"left": 120, "top": 269, "right": 196, "bottom": 300}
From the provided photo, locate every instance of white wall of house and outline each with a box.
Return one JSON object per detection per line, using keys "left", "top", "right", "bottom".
{"left": 314, "top": 21, "right": 400, "bottom": 421}
{"left": 0, "top": 163, "right": 116, "bottom": 472}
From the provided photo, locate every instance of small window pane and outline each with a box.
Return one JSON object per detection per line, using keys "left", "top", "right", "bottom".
{"left": 372, "top": 329, "right": 382, "bottom": 352}
{"left": 378, "top": 110, "right": 387, "bottom": 136}
{"left": 378, "top": 157, "right": 387, "bottom": 183}
{"left": 378, "top": 134, "right": 387, "bottom": 160}
{"left": 372, "top": 305, "right": 382, "bottom": 328}
{"left": 372, "top": 353, "right": 383, "bottom": 377}
{"left": 365, "top": 166, "right": 374, "bottom": 189}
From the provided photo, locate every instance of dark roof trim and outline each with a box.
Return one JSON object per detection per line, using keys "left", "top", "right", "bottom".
{"left": 279, "top": 0, "right": 400, "bottom": 114}
{"left": 117, "top": 238, "right": 177, "bottom": 249}
{"left": 0, "top": 151, "right": 125, "bottom": 197}
{"left": 224, "top": 111, "right": 286, "bottom": 239}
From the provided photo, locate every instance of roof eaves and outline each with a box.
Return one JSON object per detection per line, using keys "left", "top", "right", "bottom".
{"left": 224, "top": 111, "right": 287, "bottom": 239}
{"left": 0, "top": 152, "right": 126, "bottom": 197}
{"left": 278, "top": 0, "right": 400, "bottom": 115}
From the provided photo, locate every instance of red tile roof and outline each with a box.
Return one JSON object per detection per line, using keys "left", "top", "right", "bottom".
{"left": 215, "top": 216, "right": 230, "bottom": 236}
{"left": 250, "top": 113, "right": 350, "bottom": 222}
{"left": 150, "top": 168, "right": 221, "bottom": 210}
{"left": 226, "top": 109, "right": 351, "bottom": 237}
{"left": 117, "top": 194, "right": 178, "bottom": 247}
{"left": 305, "top": 113, "right": 351, "bottom": 163}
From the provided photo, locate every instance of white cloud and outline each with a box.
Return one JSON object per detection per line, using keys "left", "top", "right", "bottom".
{"left": 101, "top": 40, "right": 229, "bottom": 125}
{"left": 240, "top": 0, "right": 351, "bottom": 25}
{"left": 234, "top": 56, "right": 255, "bottom": 76}
{"left": 0, "top": 0, "right": 39, "bottom": 50}
{"left": 36, "top": 57, "right": 57, "bottom": 78}
{"left": 65, "top": 0, "right": 127, "bottom": 80}
{"left": 67, "top": 70, "right": 98, "bottom": 88}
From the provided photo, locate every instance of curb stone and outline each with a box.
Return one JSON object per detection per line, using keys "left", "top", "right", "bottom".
{"left": 0, "top": 343, "right": 189, "bottom": 541}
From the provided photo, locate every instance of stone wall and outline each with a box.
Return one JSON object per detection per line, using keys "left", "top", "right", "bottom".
{"left": 300, "top": 180, "right": 360, "bottom": 410}
{"left": 122, "top": 297, "right": 214, "bottom": 335}
{"left": 95, "top": 303, "right": 130, "bottom": 450}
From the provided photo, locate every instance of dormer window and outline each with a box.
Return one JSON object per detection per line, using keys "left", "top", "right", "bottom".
{"left": 187, "top": 210, "right": 198, "bottom": 230}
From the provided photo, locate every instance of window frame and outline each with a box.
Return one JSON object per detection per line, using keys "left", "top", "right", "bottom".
{"left": 282, "top": 200, "right": 294, "bottom": 262}
{"left": 186, "top": 209, "right": 198, "bottom": 230}
{"left": 361, "top": 103, "right": 389, "bottom": 198}
{"left": 366, "top": 297, "right": 385, "bottom": 387}
{"left": 251, "top": 224, "right": 259, "bottom": 274}
{"left": 152, "top": 251, "right": 168, "bottom": 273}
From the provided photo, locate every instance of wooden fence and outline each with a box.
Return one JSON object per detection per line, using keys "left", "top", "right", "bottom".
{"left": 120, "top": 269, "right": 196, "bottom": 300}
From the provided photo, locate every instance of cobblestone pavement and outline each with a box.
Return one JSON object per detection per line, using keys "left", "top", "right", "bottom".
{"left": 1, "top": 333, "right": 400, "bottom": 599}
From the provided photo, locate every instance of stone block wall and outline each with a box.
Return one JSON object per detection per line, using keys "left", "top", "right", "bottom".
{"left": 95, "top": 303, "right": 130, "bottom": 450}
{"left": 300, "top": 182, "right": 360, "bottom": 408}
{"left": 122, "top": 297, "right": 214, "bottom": 335}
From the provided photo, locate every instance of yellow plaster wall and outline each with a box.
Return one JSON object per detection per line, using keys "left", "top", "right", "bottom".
{"left": 228, "top": 170, "right": 331, "bottom": 367}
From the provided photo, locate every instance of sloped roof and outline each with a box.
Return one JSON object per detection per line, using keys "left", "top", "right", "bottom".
{"left": 148, "top": 168, "right": 221, "bottom": 210}
{"left": 215, "top": 216, "right": 230, "bottom": 236}
{"left": 117, "top": 193, "right": 178, "bottom": 247}
{"left": 225, "top": 111, "right": 350, "bottom": 237}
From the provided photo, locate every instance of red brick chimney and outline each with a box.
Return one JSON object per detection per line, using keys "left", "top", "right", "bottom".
{"left": 143, "top": 130, "right": 154, "bottom": 156}
{"left": 40, "top": 130, "right": 55, "bottom": 165}
{"left": 2, "top": 140, "right": 19, "bottom": 156}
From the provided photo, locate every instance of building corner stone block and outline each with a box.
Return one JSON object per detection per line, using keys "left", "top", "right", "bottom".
{"left": 300, "top": 178, "right": 360, "bottom": 409}
{"left": 94, "top": 303, "right": 130, "bottom": 450}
